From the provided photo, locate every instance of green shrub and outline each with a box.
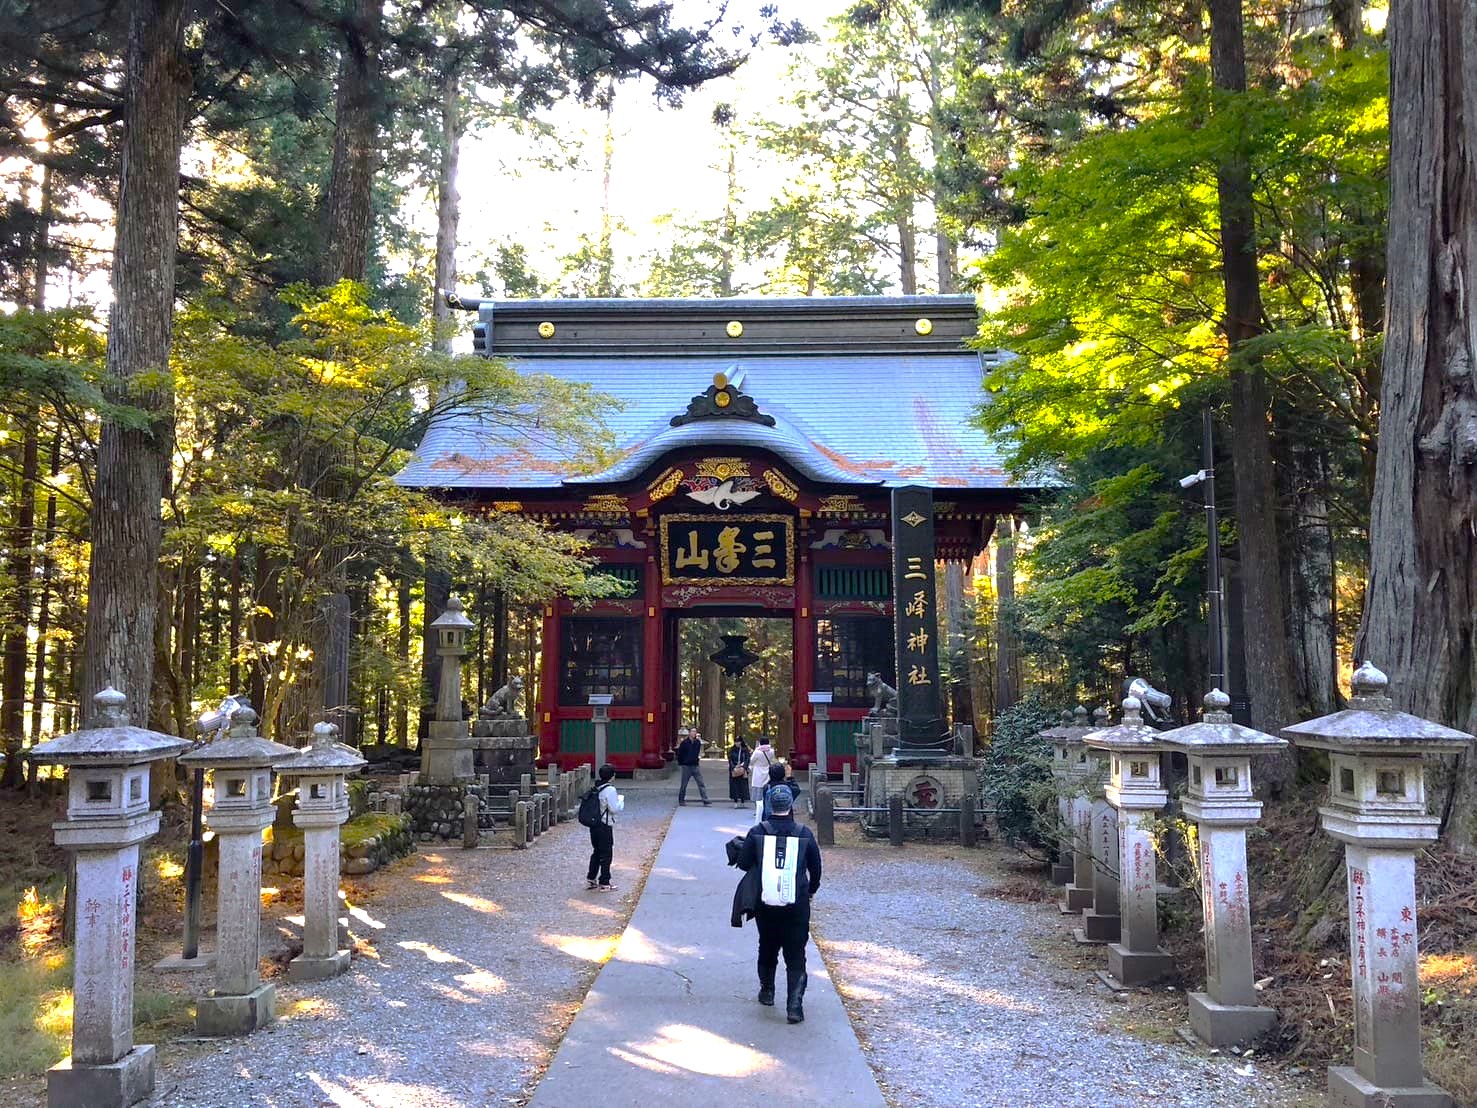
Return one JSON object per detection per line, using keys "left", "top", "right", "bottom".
{"left": 980, "top": 694, "right": 1060, "bottom": 854}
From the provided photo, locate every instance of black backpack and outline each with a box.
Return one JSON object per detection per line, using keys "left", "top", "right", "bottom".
{"left": 577, "top": 786, "right": 603, "bottom": 827}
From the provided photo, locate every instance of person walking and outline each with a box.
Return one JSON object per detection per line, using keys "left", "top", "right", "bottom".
{"left": 727, "top": 737, "right": 751, "bottom": 807}
{"left": 761, "top": 762, "right": 798, "bottom": 820}
{"left": 586, "top": 764, "right": 624, "bottom": 891}
{"left": 675, "top": 726, "right": 711, "bottom": 806}
{"left": 736, "top": 787, "right": 821, "bottom": 1024}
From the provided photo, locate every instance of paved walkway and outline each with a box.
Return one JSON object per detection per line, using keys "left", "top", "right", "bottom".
{"left": 528, "top": 794, "right": 885, "bottom": 1108}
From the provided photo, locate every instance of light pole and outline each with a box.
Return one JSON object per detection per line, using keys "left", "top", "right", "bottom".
{"left": 1180, "top": 409, "right": 1226, "bottom": 694}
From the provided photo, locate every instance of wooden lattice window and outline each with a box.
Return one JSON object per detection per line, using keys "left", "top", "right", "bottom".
{"left": 559, "top": 617, "right": 642, "bottom": 706}
{"left": 816, "top": 616, "right": 894, "bottom": 708}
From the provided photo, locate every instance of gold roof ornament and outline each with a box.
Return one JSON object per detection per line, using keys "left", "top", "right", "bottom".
{"left": 537, "top": 321, "right": 556, "bottom": 338}
{"left": 915, "top": 318, "right": 933, "bottom": 335}
{"left": 725, "top": 320, "right": 744, "bottom": 338}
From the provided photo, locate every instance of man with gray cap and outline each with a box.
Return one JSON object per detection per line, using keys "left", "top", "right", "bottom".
{"left": 735, "top": 783, "right": 822, "bottom": 1024}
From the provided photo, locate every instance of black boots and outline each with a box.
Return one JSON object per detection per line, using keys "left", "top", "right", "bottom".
{"left": 757, "top": 961, "right": 776, "bottom": 1006}
{"left": 786, "top": 970, "right": 808, "bottom": 1024}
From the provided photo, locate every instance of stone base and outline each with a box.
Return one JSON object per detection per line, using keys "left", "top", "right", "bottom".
{"left": 196, "top": 983, "right": 275, "bottom": 1037}
{"left": 153, "top": 951, "right": 215, "bottom": 973}
{"left": 1107, "top": 943, "right": 1172, "bottom": 987}
{"left": 864, "top": 755, "right": 981, "bottom": 836}
{"left": 1050, "top": 863, "right": 1073, "bottom": 885}
{"left": 48, "top": 1045, "right": 155, "bottom": 1108}
{"left": 405, "top": 782, "right": 470, "bottom": 840}
{"left": 1059, "top": 884, "right": 1094, "bottom": 913}
{"left": 288, "top": 948, "right": 351, "bottom": 983}
{"left": 633, "top": 766, "right": 675, "bottom": 780}
{"left": 1328, "top": 1066, "right": 1452, "bottom": 1108}
{"left": 1186, "top": 992, "right": 1277, "bottom": 1047}
{"left": 1080, "top": 910, "right": 1120, "bottom": 942}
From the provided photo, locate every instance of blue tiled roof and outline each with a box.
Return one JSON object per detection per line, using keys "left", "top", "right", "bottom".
{"left": 395, "top": 350, "right": 1020, "bottom": 492}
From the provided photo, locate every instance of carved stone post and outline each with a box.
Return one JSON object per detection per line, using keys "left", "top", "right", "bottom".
{"left": 30, "top": 688, "right": 189, "bottom": 1108}
{"left": 1160, "top": 690, "right": 1286, "bottom": 1045}
{"left": 276, "top": 721, "right": 365, "bottom": 982}
{"left": 179, "top": 705, "right": 294, "bottom": 1035}
{"left": 1284, "top": 662, "right": 1474, "bottom": 1108}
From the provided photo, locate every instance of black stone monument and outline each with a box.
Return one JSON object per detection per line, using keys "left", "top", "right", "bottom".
{"left": 891, "top": 485, "right": 952, "bottom": 758}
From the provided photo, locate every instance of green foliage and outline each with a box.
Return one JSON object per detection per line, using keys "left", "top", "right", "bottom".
{"left": 979, "top": 693, "right": 1058, "bottom": 852}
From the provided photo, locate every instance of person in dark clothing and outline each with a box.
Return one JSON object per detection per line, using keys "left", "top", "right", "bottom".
{"left": 727, "top": 737, "right": 751, "bottom": 806}
{"left": 760, "top": 761, "right": 798, "bottom": 820}
{"left": 586, "top": 763, "right": 623, "bottom": 891}
{"left": 675, "top": 726, "right": 711, "bottom": 805}
{"left": 736, "top": 787, "right": 822, "bottom": 1024}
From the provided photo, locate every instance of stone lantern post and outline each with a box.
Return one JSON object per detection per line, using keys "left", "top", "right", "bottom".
{"left": 178, "top": 704, "right": 294, "bottom": 1036}
{"left": 1075, "top": 705, "right": 1124, "bottom": 943}
{"left": 1049, "top": 708, "right": 1095, "bottom": 897}
{"left": 1283, "top": 662, "right": 1474, "bottom": 1108}
{"left": 1159, "top": 689, "right": 1286, "bottom": 1045}
{"left": 29, "top": 688, "right": 189, "bottom": 1108}
{"left": 422, "top": 596, "right": 476, "bottom": 785}
{"left": 276, "top": 721, "right": 365, "bottom": 982}
{"left": 809, "top": 691, "right": 833, "bottom": 777}
{"left": 1086, "top": 696, "right": 1171, "bottom": 984}
{"left": 589, "top": 693, "right": 613, "bottom": 769}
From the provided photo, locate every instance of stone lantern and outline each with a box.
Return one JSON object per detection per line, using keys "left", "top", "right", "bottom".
{"left": 1283, "top": 662, "right": 1474, "bottom": 1108}
{"left": 1049, "top": 708, "right": 1095, "bottom": 899}
{"left": 1159, "top": 689, "right": 1285, "bottom": 1045}
{"left": 422, "top": 596, "right": 476, "bottom": 785}
{"left": 178, "top": 704, "right": 294, "bottom": 1036}
{"left": 29, "top": 688, "right": 189, "bottom": 1108}
{"left": 1074, "top": 705, "right": 1126, "bottom": 944}
{"left": 1085, "top": 696, "right": 1171, "bottom": 984}
{"left": 276, "top": 721, "right": 365, "bottom": 982}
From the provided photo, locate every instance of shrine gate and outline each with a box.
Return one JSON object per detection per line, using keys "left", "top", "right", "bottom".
{"left": 397, "top": 295, "right": 1036, "bottom": 772}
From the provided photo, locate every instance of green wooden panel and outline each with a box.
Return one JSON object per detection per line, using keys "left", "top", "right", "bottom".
{"left": 816, "top": 566, "right": 891, "bottom": 600}
{"left": 828, "top": 728, "right": 859, "bottom": 757}
{"left": 560, "top": 717, "right": 642, "bottom": 755}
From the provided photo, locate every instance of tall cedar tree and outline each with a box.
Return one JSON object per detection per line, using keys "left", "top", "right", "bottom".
{"left": 80, "top": 0, "right": 190, "bottom": 725}
{"left": 1359, "top": 1, "right": 1477, "bottom": 847}
{"left": 1206, "top": 0, "right": 1298, "bottom": 748}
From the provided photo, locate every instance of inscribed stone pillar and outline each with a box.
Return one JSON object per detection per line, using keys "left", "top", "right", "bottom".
{"left": 1284, "top": 663, "right": 1473, "bottom": 1108}
{"left": 30, "top": 688, "right": 189, "bottom": 1108}
{"left": 890, "top": 485, "right": 947, "bottom": 754}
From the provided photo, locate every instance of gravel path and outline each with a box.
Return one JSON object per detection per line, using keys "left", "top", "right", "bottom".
{"left": 811, "top": 833, "right": 1317, "bottom": 1108}
{"left": 148, "top": 783, "right": 673, "bottom": 1108}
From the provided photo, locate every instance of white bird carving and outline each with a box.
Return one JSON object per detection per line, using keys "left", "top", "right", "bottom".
{"left": 686, "top": 480, "right": 759, "bottom": 511}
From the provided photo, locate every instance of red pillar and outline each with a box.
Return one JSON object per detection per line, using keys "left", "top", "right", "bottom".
{"left": 638, "top": 555, "right": 665, "bottom": 769}
{"left": 538, "top": 602, "right": 561, "bottom": 768}
{"left": 792, "top": 549, "right": 816, "bottom": 770}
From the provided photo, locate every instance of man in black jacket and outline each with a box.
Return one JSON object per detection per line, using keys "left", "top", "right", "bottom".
{"left": 675, "top": 727, "right": 711, "bottom": 806}
{"left": 736, "top": 787, "right": 822, "bottom": 1024}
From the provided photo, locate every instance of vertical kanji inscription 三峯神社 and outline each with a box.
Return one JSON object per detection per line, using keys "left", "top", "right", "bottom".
{"left": 891, "top": 486, "right": 948, "bottom": 752}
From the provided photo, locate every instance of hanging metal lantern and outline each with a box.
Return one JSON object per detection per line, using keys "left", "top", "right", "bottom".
{"left": 709, "top": 633, "right": 762, "bottom": 679}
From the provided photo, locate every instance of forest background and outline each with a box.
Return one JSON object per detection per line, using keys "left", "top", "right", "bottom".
{"left": 1, "top": 0, "right": 1474, "bottom": 846}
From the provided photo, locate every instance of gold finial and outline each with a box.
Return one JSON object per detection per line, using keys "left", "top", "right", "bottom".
{"left": 537, "top": 321, "right": 555, "bottom": 338}
{"left": 725, "top": 320, "right": 743, "bottom": 338}
{"left": 713, "top": 371, "right": 729, "bottom": 389}
{"left": 915, "top": 318, "right": 933, "bottom": 336}
{"left": 715, "top": 391, "right": 732, "bottom": 408}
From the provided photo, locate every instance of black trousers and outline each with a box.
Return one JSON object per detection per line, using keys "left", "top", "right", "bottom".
{"left": 587, "top": 823, "right": 613, "bottom": 884}
{"left": 755, "top": 900, "right": 810, "bottom": 991}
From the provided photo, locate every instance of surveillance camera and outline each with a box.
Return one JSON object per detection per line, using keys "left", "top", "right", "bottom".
{"left": 1179, "top": 470, "right": 1207, "bottom": 489}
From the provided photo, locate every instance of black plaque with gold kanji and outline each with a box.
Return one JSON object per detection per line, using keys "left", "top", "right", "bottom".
{"left": 891, "top": 486, "right": 948, "bottom": 752}
{"left": 659, "top": 514, "right": 795, "bottom": 586}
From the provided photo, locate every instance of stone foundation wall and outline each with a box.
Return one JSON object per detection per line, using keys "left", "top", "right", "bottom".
{"left": 865, "top": 757, "right": 982, "bottom": 839}
{"left": 405, "top": 780, "right": 473, "bottom": 841}
{"left": 263, "top": 814, "right": 414, "bottom": 878}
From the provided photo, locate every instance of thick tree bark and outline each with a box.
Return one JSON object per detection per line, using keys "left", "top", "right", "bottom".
{"left": 1207, "top": 0, "right": 1300, "bottom": 761}
{"left": 317, "top": 0, "right": 382, "bottom": 286}
{"left": 80, "top": 0, "right": 188, "bottom": 725}
{"left": 395, "top": 566, "right": 410, "bottom": 745}
{"left": 993, "top": 517, "right": 1020, "bottom": 712}
{"left": 1358, "top": 0, "right": 1477, "bottom": 848}
{"left": 432, "top": 64, "right": 462, "bottom": 355}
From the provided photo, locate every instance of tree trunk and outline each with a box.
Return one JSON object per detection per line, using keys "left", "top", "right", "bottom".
{"left": 317, "top": 0, "right": 382, "bottom": 286}
{"left": 1286, "top": 445, "right": 1338, "bottom": 715}
{"left": 1207, "top": 0, "right": 1299, "bottom": 765}
{"left": 29, "top": 433, "right": 61, "bottom": 743}
{"left": 420, "top": 562, "right": 451, "bottom": 738}
{"left": 993, "top": 518, "right": 1020, "bottom": 712}
{"left": 1358, "top": 0, "right": 1477, "bottom": 849}
{"left": 432, "top": 64, "right": 462, "bottom": 355}
{"left": 2, "top": 418, "right": 38, "bottom": 750}
{"left": 395, "top": 566, "right": 410, "bottom": 745}
{"left": 80, "top": 0, "right": 188, "bottom": 726}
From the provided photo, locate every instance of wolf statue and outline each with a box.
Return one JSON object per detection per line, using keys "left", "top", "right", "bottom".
{"left": 866, "top": 672, "right": 898, "bottom": 716}
{"left": 479, "top": 676, "right": 525, "bottom": 720}
{"left": 1124, "top": 676, "right": 1172, "bottom": 725}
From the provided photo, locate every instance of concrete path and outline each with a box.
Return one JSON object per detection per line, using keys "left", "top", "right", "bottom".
{"left": 528, "top": 789, "right": 885, "bottom": 1108}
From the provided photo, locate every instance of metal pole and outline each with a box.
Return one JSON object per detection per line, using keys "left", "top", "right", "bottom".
{"left": 182, "top": 766, "right": 204, "bottom": 960}
{"left": 1203, "top": 409, "right": 1226, "bottom": 693}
